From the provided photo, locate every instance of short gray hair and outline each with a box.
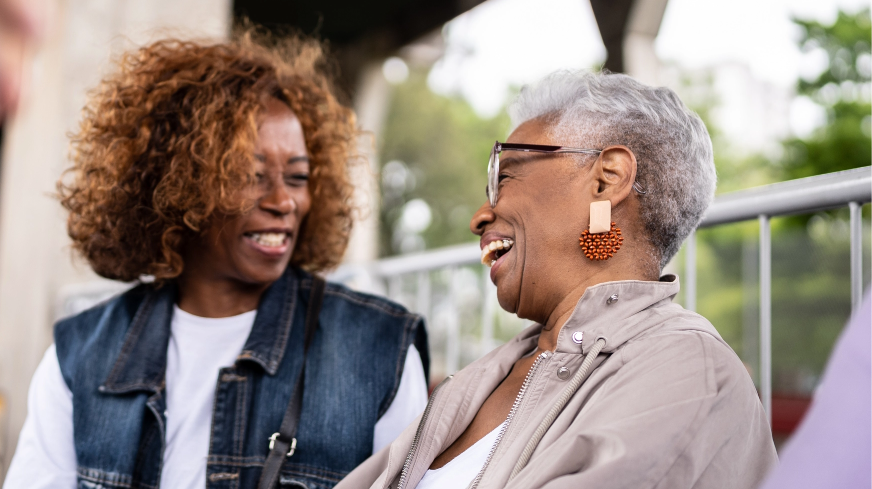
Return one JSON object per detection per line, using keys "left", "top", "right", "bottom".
{"left": 508, "top": 70, "right": 716, "bottom": 270}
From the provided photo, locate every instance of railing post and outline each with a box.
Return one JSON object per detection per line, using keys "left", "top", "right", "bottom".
{"left": 849, "top": 202, "right": 863, "bottom": 309}
{"left": 416, "top": 271, "right": 431, "bottom": 319}
{"left": 685, "top": 230, "right": 697, "bottom": 311}
{"left": 758, "top": 215, "right": 772, "bottom": 422}
{"left": 446, "top": 267, "right": 460, "bottom": 375}
{"left": 480, "top": 267, "right": 497, "bottom": 357}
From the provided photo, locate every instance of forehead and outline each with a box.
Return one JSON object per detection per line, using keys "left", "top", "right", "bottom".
{"left": 254, "top": 99, "right": 307, "bottom": 155}
{"left": 506, "top": 117, "right": 556, "bottom": 145}
{"left": 257, "top": 99, "right": 300, "bottom": 132}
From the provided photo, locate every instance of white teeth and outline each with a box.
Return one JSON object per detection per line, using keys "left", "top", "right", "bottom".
{"left": 249, "top": 232, "right": 287, "bottom": 248}
{"left": 481, "top": 239, "right": 514, "bottom": 266}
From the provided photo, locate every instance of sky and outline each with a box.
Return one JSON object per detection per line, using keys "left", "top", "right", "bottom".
{"left": 426, "top": 0, "right": 869, "bottom": 118}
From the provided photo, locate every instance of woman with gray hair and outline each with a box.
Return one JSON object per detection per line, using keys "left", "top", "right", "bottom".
{"left": 337, "top": 70, "right": 777, "bottom": 489}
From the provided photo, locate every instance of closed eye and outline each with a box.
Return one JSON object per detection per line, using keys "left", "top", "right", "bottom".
{"left": 285, "top": 173, "right": 309, "bottom": 186}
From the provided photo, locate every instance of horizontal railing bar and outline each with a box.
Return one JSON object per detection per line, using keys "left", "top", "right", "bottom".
{"left": 373, "top": 242, "right": 481, "bottom": 276}
{"left": 332, "top": 242, "right": 481, "bottom": 280}
{"left": 338, "top": 168, "right": 871, "bottom": 279}
{"left": 700, "top": 167, "right": 871, "bottom": 228}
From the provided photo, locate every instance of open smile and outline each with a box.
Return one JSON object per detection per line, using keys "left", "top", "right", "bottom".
{"left": 243, "top": 231, "right": 291, "bottom": 257}
{"left": 481, "top": 238, "right": 514, "bottom": 267}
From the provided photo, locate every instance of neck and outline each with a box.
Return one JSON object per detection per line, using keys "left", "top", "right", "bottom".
{"left": 176, "top": 273, "right": 268, "bottom": 318}
{"left": 535, "top": 245, "right": 656, "bottom": 352}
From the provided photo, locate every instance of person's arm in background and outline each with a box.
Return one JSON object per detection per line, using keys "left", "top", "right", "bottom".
{"left": 372, "top": 345, "right": 428, "bottom": 454}
{"left": 3, "top": 345, "right": 77, "bottom": 489}
{"left": 759, "top": 291, "right": 871, "bottom": 489}
{"left": 0, "top": 0, "right": 46, "bottom": 116}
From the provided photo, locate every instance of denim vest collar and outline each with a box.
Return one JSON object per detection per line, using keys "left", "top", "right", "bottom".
{"left": 99, "top": 268, "right": 301, "bottom": 395}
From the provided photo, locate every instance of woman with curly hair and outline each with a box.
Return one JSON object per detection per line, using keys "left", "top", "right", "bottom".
{"left": 4, "top": 33, "right": 429, "bottom": 489}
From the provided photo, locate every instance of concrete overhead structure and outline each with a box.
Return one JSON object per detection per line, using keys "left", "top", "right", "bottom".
{"left": 233, "top": 0, "right": 488, "bottom": 265}
{"left": 590, "top": 0, "right": 670, "bottom": 85}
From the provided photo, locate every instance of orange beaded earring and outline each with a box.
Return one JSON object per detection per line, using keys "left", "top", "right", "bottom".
{"left": 580, "top": 200, "right": 623, "bottom": 261}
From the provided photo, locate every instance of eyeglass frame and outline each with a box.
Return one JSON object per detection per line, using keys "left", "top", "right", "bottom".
{"left": 486, "top": 140, "right": 647, "bottom": 207}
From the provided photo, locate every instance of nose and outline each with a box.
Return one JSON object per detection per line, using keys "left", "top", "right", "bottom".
{"left": 259, "top": 179, "right": 296, "bottom": 216}
{"left": 470, "top": 201, "right": 495, "bottom": 236}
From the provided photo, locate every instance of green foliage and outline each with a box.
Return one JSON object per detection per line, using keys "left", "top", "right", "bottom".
{"left": 378, "top": 71, "right": 511, "bottom": 256}
{"left": 782, "top": 8, "right": 871, "bottom": 180}
{"left": 667, "top": 66, "right": 781, "bottom": 194}
{"left": 794, "top": 9, "right": 871, "bottom": 95}
{"left": 782, "top": 100, "right": 871, "bottom": 179}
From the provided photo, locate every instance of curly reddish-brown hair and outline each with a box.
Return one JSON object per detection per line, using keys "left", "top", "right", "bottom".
{"left": 59, "top": 31, "right": 358, "bottom": 282}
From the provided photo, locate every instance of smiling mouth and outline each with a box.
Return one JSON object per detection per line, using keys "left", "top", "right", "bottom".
{"left": 244, "top": 232, "right": 289, "bottom": 248}
{"left": 481, "top": 239, "right": 514, "bottom": 267}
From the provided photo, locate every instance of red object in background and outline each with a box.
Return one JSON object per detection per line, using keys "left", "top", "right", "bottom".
{"left": 771, "top": 393, "right": 812, "bottom": 435}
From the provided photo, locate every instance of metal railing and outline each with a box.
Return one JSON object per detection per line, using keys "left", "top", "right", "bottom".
{"left": 333, "top": 167, "right": 872, "bottom": 419}
{"left": 684, "top": 167, "right": 871, "bottom": 419}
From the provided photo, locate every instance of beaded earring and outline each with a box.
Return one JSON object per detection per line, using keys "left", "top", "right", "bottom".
{"left": 579, "top": 200, "right": 623, "bottom": 261}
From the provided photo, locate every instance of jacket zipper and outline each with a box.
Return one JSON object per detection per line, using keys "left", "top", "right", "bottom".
{"left": 467, "top": 351, "right": 549, "bottom": 489}
{"left": 396, "top": 375, "right": 453, "bottom": 489}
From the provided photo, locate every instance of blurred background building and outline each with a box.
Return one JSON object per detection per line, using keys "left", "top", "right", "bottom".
{"left": 0, "top": 0, "right": 869, "bottom": 480}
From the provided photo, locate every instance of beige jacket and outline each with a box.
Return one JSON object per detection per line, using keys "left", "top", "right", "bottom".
{"left": 337, "top": 276, "right": 777, "bottom": 489}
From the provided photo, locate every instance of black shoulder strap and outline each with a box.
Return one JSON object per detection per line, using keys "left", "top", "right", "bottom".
{"left": 258, "top": 275, "right": 326, "bottom": 489}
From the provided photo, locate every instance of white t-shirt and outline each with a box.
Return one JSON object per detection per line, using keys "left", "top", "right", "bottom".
{"left": 4, "top": 306, "right": 428, "bottom": 489}
{"left": 415, "top": 421, "right": 506, "bottom": 489}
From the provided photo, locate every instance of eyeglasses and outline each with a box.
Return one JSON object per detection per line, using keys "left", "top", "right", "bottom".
{"left": 486, "top": 140, "right": 646, "bottom": 207}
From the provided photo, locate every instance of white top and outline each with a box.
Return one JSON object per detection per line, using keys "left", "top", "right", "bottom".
{"left": 4, "top": 306, "right": 428, "bottom": 489}
{"left": 415, "top": 421, "right": 506, "bottom": 489}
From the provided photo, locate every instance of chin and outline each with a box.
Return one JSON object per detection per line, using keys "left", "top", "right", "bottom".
{"left": 238, "top": 260, "right": 291, "bottom": 286}
{"left": 496, "top": 286, "right": 520, "bottom": 315}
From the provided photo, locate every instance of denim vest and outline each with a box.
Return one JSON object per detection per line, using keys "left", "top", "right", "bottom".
{"left": 54, "top": 267, "right": 429, "bottom": 489}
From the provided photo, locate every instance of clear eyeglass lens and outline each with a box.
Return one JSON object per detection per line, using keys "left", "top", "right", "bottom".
{"left": 487, "top": 148, "right": 499, "bottom": 207}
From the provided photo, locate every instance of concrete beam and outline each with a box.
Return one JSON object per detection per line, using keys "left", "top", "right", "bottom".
{"left": 589, "top": 0, "right": 669, "bottom": 83}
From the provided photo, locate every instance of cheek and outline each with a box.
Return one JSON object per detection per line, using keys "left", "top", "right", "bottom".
{"left": 196, "top": 219, "right": 242, "bottom": 265}
{"left": 296, "top": 190, "right": 312, "bottom": 218}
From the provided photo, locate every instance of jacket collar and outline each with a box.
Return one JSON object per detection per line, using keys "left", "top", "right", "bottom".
{"left": 236, "top": 267, "right": 300, "bottom": 375}
{"left": 555, "top": 274, "right": 681, "bottom": 355}
{"left": 100, "top": 282, "right": 176, "bottom": 394}
{"left": 100, "top": 268, "right": 301, "bottom": 394}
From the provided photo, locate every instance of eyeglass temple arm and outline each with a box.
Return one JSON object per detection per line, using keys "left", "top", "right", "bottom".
{"left": 497, "top": 143, "right": 646, "bottom": 194}
{"left": 498, "top": 143, "right": 601, "bottom": 156}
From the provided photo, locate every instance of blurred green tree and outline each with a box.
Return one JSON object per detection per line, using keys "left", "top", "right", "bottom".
{"left": 782, "top": 8, "right": 871, "bottom": 179}
{"left": 378, "top": 70, "right": 510, "bottom": 256}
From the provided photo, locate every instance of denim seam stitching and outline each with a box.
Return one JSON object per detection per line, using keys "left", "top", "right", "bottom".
{"left": 324, "top": 289, "right": 411, "bottom": 317}
{"left": 205, "top": 458, "right": 347, "bottom": 480}
{"left": 102, "top": 291, "right": 157, "bottom": 390}
{"left": 268, "top": 273, "right": 298, "bottom": 374}
{"left": 208, "top": 368, "right": 225, "bottom": 457}
{"left": 235, "top": 373, "right": 248, "bottom": 455}
{"left": 77, "top": 467, "right": 156, "bottom": 489}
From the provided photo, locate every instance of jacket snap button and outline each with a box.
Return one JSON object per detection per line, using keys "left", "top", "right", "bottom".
{"left": 557, "top": 367, "right": 571, "bottom": 380}
{"left": 572, "top": 331, "right": 583, "bottom": 344}
{"left": 606, "top": 294, "right": 618, "bottom": 305}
